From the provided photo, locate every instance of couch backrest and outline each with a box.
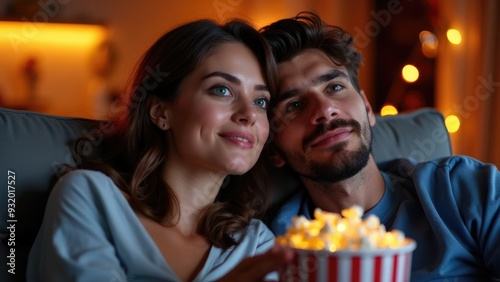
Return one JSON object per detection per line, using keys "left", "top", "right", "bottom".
{"left": 0, "top": 108, "right": 95, "bottom": 281}
{"left": 0, "top": 107, "right": 452, "bottom": 281}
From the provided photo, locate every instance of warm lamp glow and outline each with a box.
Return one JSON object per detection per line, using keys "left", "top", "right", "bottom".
{"left": 0, "top": 21, "right": 107, "bottom": 52}
{"left": 445, "top": 115, "right": 460, "bottom": 133}
{"left": 402, "top": 64, "right": 419, "bottom": 83}
{"left": 0, "top": 21, "right": 109, "bottom": 119}
{"left": 380, "top": 105, "right": 398, "bottom": 116}
{"left": 446, "top": 29, "right": 462, "bottom": 45}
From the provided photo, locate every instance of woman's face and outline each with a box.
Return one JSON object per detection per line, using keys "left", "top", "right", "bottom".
{"left": 164, "top": 42, "right": 271, "bottom": 176}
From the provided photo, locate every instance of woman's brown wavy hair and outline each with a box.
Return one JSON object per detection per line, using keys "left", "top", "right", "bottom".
{"left": 71, "top": 19, "right": 278, "bottom": 249}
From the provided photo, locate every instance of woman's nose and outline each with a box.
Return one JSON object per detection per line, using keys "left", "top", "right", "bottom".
{"left": 232, "top": 99, "right": 257, "bottom": 126}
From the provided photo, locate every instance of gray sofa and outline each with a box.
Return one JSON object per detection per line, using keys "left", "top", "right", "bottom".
{"left": 0, "top": 107, "right": 452, "bottom": 281}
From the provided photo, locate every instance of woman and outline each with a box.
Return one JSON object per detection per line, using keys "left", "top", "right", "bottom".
{"left": 27, "top": 18, "right": 292, "bottom": 281}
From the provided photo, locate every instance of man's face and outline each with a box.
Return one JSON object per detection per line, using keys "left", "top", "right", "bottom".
{"left": 270, "top": 49, "right": 376, "bottom": 183}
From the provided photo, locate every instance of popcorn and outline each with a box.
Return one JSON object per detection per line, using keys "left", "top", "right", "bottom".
{"left": 276, "top": 205, "right": 408, "bottom": 251}
{"left": 278, "top": 206, "right": 417, "bottom": 282}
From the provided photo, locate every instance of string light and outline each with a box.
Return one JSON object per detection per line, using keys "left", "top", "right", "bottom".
{"left": 402, "top": 64, "right": 419, "bottom": 83}
{"left": 446, "top": 29, "right": 462, "bottom": 45}
{"left": 445, "top": 115, "right": 460, "bottom": 133}
{"left": 380, "top": 105, "right": 398, "bottom": 116}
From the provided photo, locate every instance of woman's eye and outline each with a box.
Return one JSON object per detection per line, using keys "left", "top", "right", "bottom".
{"left": 210, "top": 85, "right": 231, "bottom": 96}
{"left": 285, "top": 101, "right": 303, "bottom": 112}
{"left": 253, "top": 98, "right": 269, "bottom": 109}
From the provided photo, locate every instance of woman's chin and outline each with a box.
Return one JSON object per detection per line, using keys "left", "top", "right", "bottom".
{"left": 223, "top": 160, "right": 255, "bottom": 175}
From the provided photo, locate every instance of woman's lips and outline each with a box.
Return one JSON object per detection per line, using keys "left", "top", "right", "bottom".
{"left": 219, "top": 132, "right": 255, "bottom": 149}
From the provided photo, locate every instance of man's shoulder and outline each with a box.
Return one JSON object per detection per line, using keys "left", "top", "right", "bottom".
{"left": 415, "top": 156, "right": 498, "bottom": 178}
{"left": 379, "top": 156, "right": 498, "bottom": 194}
{"left": 378, "top": 155, "right": 494, "bottom": 175}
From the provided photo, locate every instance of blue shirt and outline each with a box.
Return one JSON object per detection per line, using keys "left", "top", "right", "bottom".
{"left": 271, "top": 156, "right": 500, "bottom": 281}
{"left": 27, "top": 170, "right": 276, "bottom": 281}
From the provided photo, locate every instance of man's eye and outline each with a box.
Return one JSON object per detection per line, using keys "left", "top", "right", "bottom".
{"left": 326, "top": 84, "right": 343, "bottom": 93}
{"left": 210, "top": 85, "right": 231, "bottom": 96}
{"left": 254, "top": 98, "right": 269, "bottom": 109}
{"left": 285, "top": 101, "right": 303, "bottom": 112}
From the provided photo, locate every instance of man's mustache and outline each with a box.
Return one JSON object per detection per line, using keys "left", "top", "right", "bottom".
{"left": 304, "top": 118, "right": 362, "bottom": 148}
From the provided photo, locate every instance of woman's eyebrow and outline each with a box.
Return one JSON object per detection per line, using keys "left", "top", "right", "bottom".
{"left": 203, "top": 71, "right": 240, "bottom": 83}
{"left": 255, "top": 84, "right": 269, "bottom": 92}
{"left": 203, "top": 71, "right": 269, "bottom": 92}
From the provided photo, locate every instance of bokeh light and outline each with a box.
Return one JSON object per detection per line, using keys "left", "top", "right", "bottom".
{"left": 445, "top": 115, "right": 461, "bottom": 133}
{"left": 402, "top": 65, "right": 419, "bottom": 83}
{"left": 380, "top": 105, "right": 398, "bottom": 116}
{"left": 419, "top": 30, "right": 438, "bottom": 57}
{"left": 447, "top": 29, "right": 462, "bottom": 45}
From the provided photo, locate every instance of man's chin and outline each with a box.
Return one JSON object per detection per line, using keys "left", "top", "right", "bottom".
{"left": 300, "top": 148, "right": 371, "bottom": 183}
{"left": 310, "top": 146, "right": 351, "bottom": 162}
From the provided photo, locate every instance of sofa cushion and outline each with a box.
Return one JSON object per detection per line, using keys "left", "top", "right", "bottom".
{"left": 0, "top": 106, "right": 451, "bottom": 281}
{"left": 371, "top": 108, "right": 452, "bottom": 163}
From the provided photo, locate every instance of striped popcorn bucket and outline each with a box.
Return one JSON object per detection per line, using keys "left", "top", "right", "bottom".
{"left": 280, "top": 239, "right": 416, "bottom": 282}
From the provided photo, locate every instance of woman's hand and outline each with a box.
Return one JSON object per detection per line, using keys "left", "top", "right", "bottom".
{"left": 217, "top": 246, "right": 294, "bottom": 282}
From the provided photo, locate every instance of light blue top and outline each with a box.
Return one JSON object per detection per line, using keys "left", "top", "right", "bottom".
{"left": 27, "top": 170, "right": 276, "bottom": 281}
{"left": 271, "top": 156, "right": 500, "bottom": 281}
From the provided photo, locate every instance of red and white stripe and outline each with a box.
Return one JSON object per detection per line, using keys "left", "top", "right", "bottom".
{"left": 280, "top": 251, "right": 413, "bottom": 282}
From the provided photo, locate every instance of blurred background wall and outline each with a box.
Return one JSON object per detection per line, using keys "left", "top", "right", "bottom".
{"left": 1, "top": 0, "right": 499, "bottom": 166}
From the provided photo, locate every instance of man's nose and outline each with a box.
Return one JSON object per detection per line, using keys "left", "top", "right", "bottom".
{"left": 309, "top": 94, "right": 338, "bottom": 124}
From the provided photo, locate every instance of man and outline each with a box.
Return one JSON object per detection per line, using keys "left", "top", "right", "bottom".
{"left": 261, "top": 12, "right": 500, "bottom": 280}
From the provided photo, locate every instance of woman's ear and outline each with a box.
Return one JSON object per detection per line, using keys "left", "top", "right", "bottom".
{"left": 149, "top": 97, "right": 170, "bottom": 131}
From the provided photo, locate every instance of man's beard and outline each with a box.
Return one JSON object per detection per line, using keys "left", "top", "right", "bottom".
{"left": 278, "top": 117, "right": 372, "bottom": 183}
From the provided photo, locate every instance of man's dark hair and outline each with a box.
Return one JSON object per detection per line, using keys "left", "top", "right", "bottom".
{"left": 260, "top": 11, "right": 363, "bottom": 92}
